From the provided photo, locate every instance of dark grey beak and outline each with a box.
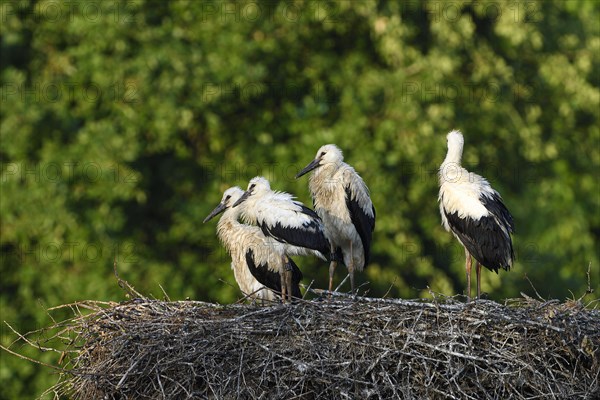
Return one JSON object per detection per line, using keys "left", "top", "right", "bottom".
{"left": 203, "top": 202, "right": 227, "bottom": 223}
{"left": 231, "top": 190, "right": 251, "bottom": 208}
{"left": 295, "top": 158, "right": 320, "bottom": 178}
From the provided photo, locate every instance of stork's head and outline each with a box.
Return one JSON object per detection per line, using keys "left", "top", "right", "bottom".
{"left": 231, "top": 176, "right": 270, "bottom": 208}
{"left": 443, "top": 130, "right": 465, "bottom": 165}
{"left": 446, "top": 130, "right": 464, "bottom": 150}
{"left": 295, "top": 144, "right": 344, "bottom": 178}
{"left": 203, "top": 186, "right": 244, "bottom": 223}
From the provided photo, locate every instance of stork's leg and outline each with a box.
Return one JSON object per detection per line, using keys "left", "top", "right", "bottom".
{"left": 280, "top": 256, "right": 294, "bottom": 302}
{"left": 280, "top": 272, "right": 287, "bottom": 303}
{"left": 465, "top": 247, "right": 472, "bottom": 302}
{"left": 288, "top": 271, "right": 293, "bottom": 301}
{"left": 328, "top": 260, "right": 338, "bottom": 293}
{"left": 280, "top": 256, "right": 288, "bottom": 303}
{"left": 348, "top": 262, "right": 355, "bottom": 294}
{"left": 285, "top": 257, "right": 293, "bottom": 302}
{"left": 348, "top": 240, "right": 355, "bottom": 294}
{"left": 476, "top": 261, "right": 482, "bottom": 300}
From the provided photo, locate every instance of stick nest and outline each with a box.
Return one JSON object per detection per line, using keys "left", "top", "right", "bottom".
{"left": 16, "top": 295, "right": 600, "bottom": 399}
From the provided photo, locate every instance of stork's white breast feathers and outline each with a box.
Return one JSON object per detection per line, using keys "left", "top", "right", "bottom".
{"left": 439, "top": 167, "right": 498, "bottom": 223}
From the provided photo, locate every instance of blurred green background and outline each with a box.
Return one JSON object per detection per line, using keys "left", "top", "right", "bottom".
{"left": 1, "top": 0, "right": 598, "bottom": 398}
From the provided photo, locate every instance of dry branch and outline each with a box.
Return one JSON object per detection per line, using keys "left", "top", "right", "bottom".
{"left": 4, "top": 296, "right": 600, "bottom": 399}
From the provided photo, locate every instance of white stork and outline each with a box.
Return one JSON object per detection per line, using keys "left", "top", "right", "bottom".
{"left": 232, "top": 177, "right": 330, "bottom": 299}
{"left": 296, "top": 144, "right": 376, "bottom": 293}
{"left": 203, "top": 187, "right": 303, "bottom": 302}
{"left": 438, "top": 130, "right": 515, "bottom": 301}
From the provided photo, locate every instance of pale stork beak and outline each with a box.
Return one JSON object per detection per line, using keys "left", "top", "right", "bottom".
{"left": 295, "top": 158, "right": 321, "bottom": 178}
{"left": 203, "top": 202, "right": 227, "bottom": 223}
{"left": 231, "top": 190, "right": 251, "bottom": 208}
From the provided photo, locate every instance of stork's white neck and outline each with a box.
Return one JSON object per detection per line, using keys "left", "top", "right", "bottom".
{"left": 216, "top": 207, "right": 247, "bottom": 251}
{"left": 439, "top": 137, "right": 465, "bottom": 185}
{"left": 309, "top": 161, "right": 343, "bottom": 194}
{"left": 218, "top": 207, "right": 242, "bottom": 230}
{"left": 442, "top": 140, "right": 463, "bottom": 167}
{"left": 238, "top": 194, "right": 261, "bottom": 225}
{"left": 315, "top": 159, "right": 345, "bottom": 179}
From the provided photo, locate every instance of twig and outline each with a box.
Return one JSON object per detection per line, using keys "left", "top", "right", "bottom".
{"left": 334, "top": 274, "right": 350, "bottom": 292}
{"left": 0, "top": 344, "right": 65, "bottom": 371}
{"left": 158, "top": 283, "right": 171, "bottom": 302}
{"left": 524, "top": 274, "right": 545, "bottom": 301}
{"left": 113, "top": 256, "right": 143, "bottom": 298}
{"left": 578, "top": 262, "right": 595, "bottom": 301}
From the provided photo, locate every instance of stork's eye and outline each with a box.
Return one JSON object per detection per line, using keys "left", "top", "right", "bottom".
{"left": 320, "top": 151, "right": 326, "bottom": 157}
{"left": 225, "top": 195, "right": 231, "bottom": 201}
{"left": 249, "top": 184, "right": 255, "bottom": 190}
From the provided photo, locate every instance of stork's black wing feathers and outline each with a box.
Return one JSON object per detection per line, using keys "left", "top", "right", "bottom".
{"left": 481, "top": 192, "right": 515, "bottom": 233}
{"left": 245, "top": 249, "right": 303, "bottom": 299}
{"left": 444, "top": 209, "right": 514, "bottom": 273}
{"left": 286, "top": 257, "right": 303, "bottom": 298}
{"left": 345, "top": 186, "right": 376, "bottom": 268}
{"left": 296, "top": 202, "right": 321, "bottom": 220}
{"left": 260, "top": 218, "right": 330, "bottom": 257}
{"left": 245, "top": 249, "right": 280, "bottom": 293}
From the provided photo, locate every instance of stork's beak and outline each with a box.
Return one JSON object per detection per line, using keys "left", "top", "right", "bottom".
{"left": 295, "top": 158, "right": 320, "bottom": 178}
{"left": 203, "top": 202, "right": 227, "bottom": 223}
{"left": 231, "top": 190, "right": 251, "bottom": 208}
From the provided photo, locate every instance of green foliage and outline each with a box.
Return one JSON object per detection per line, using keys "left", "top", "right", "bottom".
{"left": 1, "top": 1, "right": 598, "bottom": 398}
